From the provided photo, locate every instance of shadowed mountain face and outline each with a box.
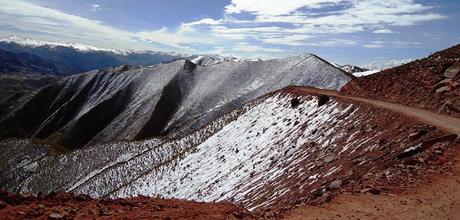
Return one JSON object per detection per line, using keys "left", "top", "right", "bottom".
{"left": 0, "top": 48, "right": 74, "bottom": 76}
{"left": 0, "top": 54, "right": 352, "bottom": 149}
{"left": 0, "top": 48, "right": 76, "bottom": 119}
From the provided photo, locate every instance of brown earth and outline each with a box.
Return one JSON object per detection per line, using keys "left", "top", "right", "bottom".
{"left": 282, "top": 150, "right": 460, "bottom": 220}
{"left": 0, "top": 192, "right": 260, "bottom": 220}
{"left": 288, "top": 86, "right": 460, "bottom": 136}
{"left": 273, "top": 86, "right": 460, "bottom": 219}
{"left": 340, "top": 44, "right": 460, "bottom": 118}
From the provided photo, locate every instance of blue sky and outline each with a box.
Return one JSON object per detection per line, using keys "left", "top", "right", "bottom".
{"left": 0, "top": 0, "right": 459, "bottom": 67}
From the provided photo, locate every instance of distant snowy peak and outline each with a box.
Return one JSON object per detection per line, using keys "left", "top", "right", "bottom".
{"left": 0, "top": 35, "right": 131, "bottom": 55}
{"left": 0, "top": 35, "right": 182, "bottom": 56}
{"left": 190, "top": 55, "right": 262, "bottom": 66}
{"left": 337, "top": 64, "right": 382, "bottom": 77}
{"left": 352, "top": 69, "right": 381, "bottom": 77}
{"left": 339, "top": 64, "right": 369, "bottom": 73}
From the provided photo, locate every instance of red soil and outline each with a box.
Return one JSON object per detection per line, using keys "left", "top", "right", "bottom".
{"left": 340, "top": 44, "right": 460, "bottom": 118}
{"left": 282, "top": 147, "right": 460, "bottom": 220}
{"left": 0, "top": 192, "right": 259, "bottom": 220}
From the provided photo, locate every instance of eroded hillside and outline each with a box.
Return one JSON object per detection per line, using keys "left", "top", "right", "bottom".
{"left": 1, "top": 87, "right": 457, "bottom": 213}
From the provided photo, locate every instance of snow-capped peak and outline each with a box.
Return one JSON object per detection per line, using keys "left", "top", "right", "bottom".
{"left": 0, "top": 35, "right": 137, "bottom": 55}
{"left": 190, "top": 54, "right": 262, "bottom": 66}
{"left": 0, "top": 35, "right": 190, "bottom": 57}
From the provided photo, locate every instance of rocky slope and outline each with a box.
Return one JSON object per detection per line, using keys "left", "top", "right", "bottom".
{"left": 340, "top": 44, "right": 460, "bottom": 118}
{"left": 0, "top": 191, "right": 259, "bottom": 219}
{"left": 1, "top": 87, "right": 457, "bottom": 213}
{"left": 0, "top": 54, "right": 351, "bottom": 148}
{"left": 0, "top": 74, "right": 57, "bottom": 119}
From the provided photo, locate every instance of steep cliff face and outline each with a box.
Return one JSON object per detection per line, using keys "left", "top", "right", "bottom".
{"left": 0, "top": 54, "right": 351, "bottom": 148}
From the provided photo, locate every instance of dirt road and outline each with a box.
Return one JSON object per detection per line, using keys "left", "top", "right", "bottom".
{"left": 282, "top": 162, "right": 460, "bottom": 220}
{"left": 293, "top": 86, "right": 460, "bottom": 136}
{"left": 282, "top": 86, "right": 460, "bottom": 220}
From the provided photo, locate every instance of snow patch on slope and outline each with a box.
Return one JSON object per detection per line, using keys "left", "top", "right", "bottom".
{"left": 353, "top": 69, "right": 381, "bottom": 77}
{"left": 111, "top": 93, "right": 357, "bottom": 209}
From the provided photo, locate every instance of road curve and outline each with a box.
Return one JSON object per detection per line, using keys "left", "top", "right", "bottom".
{"left": 293, "top": 87, "right": 460, "bottom": 136}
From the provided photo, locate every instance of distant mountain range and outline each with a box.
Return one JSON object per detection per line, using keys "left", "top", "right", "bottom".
{"left": 0, "top": 35, "right": 193, "bottom": 74}
{"left": 0, "top": 48, "right": 67, "bottom": 116}
{"left": 0, "top": 48, "right": 73, "bottom": 75}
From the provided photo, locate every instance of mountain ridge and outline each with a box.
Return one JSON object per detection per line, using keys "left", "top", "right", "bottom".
{"left": 0, "top": 53, "right": 352, "bottom": 148}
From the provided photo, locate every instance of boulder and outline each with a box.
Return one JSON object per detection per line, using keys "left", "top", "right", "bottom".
{"left": 49, "top": 213, "right": 63, "bottom": 219}
{"left": 319, "top": 192, "right": 332, "bottom": 204}
{"left": 408, "top": 128, "right": 428, "bottom": 141}
{"left": 444, "top": 63, "right": 460, "bottom": 78}
{"left": 317, "top": 95, "right": 330, "bottom": 107}
{"left": 436, "top": 86, "right": 451, "bottom": 94}
{"left": 360, "top": 187, "right": 381, "bottom": 195}
{"left": 323, "top": 155, "right": 335, "bottom": 163}
{"left": 290, "top": 98, "right": 300, "bottom": 108}
{"left": 436, "top": 78, "right": 454, "bottom": 87}
{"left": 329, "top": 180, "right": 343, "bottom": 189}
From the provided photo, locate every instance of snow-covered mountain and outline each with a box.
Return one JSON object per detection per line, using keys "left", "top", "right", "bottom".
{"left": 0, "top": 35, "right": 261, "bottom": 74}
{"left": 337, "top": 64, "right": 382, "bottom": 77}
{"left": 0, "top": 35, "right": 166, "bottom": 56}
{"left": 339, "top": 64, "right": 368, "bottom": 74}
{"left": 0, "top": 35, "right": 191, "bottom": 73}
{"left": 191, "top": 55, "right": 262, "bottom": 66}
{"left": 0, "top": 53, "right": 351, "bottom": 148}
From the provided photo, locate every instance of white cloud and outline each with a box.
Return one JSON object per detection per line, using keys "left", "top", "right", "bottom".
{"left": 0, "top": 0, "right": 449, "bottom": 57}
{"left": 363, "top": 40, "right": 421, "bottom": 48}
{"left": 363, "top": 44, "right": 384, "bottom": 48}
{"left": 217, "top": 0, "right": 445, "bottom": 47}
{"left": 225, "top": 0, "right": 343, "bottom": 16}
{"left": 373, "top": 29, "right": 394, "bottom": 34}
{"left": 0, "top": 0, "right": 226, "bottom": 53}
{"left": 261, "top": 35, "right": 313, "bottom": 46}
{"left": 185, "top": 18, "right": 221, "bottom": 26}
{"left": 0, "top": 0, "right": 136, "bottom": 48}
{"left": 233, "top": 43, "right": 283, "bottom": 52}
{"left": 306, "top": 39, "right": 358, "bottom": 47}
{"left": 364, "top": 58, "right": 414, "bottom": 69}
{"left": 136, "top": 26, "right": 228, "bottom": 49}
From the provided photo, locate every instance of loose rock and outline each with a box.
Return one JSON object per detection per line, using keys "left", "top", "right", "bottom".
{"left": 49, "top": 213, "right": 63, "bottom": 219}
{"left": 317, "top": 95, "right": 330, "bottom": 107}
{"left": 290, "top": 98, "right": 300, "bottom": 108}
{"left": 329, "top": 180, "right": 343, "bottom": 189}
{"left": 319, "top": 193, "right": 332, "bottom": 204}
